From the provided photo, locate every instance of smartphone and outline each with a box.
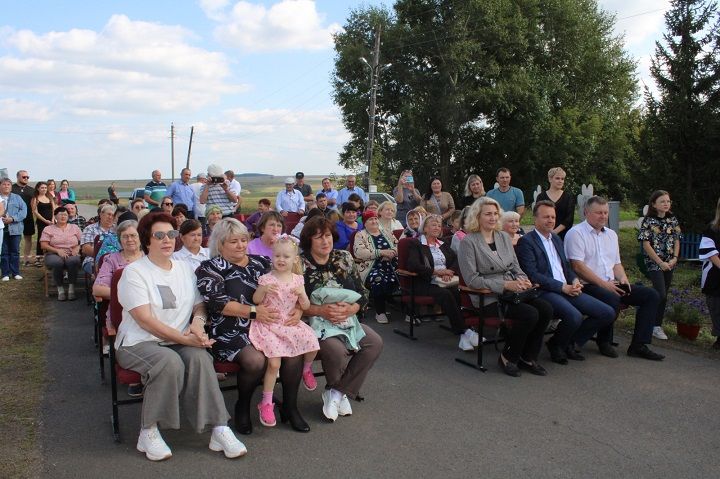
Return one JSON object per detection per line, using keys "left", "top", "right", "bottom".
{"left": 617, "top": 283, "right": 631, "bottom": 295}
{"left": 406, "top": 175, "right": 414, "bottom": 183}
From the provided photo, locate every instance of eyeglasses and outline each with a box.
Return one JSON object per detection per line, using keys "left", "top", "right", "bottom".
{"left": 152, "top": 230, "right": 180, "bottom": 240}
{"left": 21, "top": 176, "right": 29, "bottom": 179}
{"left": 162, "top": 202, "right": 173, "bottom": 206}
{"left": 120, "top": 233, "right": 139, "bottom": 240}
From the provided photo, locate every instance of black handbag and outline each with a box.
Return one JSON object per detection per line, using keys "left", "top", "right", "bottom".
{"left": 499, "top": 287, "right": 539, "bottom": 305}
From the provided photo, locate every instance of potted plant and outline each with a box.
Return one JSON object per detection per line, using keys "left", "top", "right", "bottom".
{"left": 667, "top": 303, "right": 703, "bottom": 340}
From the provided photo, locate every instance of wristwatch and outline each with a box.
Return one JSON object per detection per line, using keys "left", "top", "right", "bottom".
{"left": 249, "top": 305, "right": 257, "bottom": 320}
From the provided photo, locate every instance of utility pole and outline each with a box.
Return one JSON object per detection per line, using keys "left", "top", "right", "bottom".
{"left": 170, "top": 123, "right": 175, "bottom": 182}
{"left": 186, "top": 126, "right": 194, "bottom": 169}
{"left": 364, "top": 25, "right": 382, "bottom": 193}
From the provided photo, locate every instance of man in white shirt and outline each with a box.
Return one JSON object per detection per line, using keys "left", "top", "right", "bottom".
{"left": 190, "top": 173, "right": 207, "bottom": 224}
{"left": 564, "top": 196, "right": 664, "bottom": 361}
{"left": 516, "top": 200, "right": 616, "bottom": 364}
{"left": 275, "top": 177, "right": 305, "bottom": 234}
{"left": 225, "top": 170, "right": 242, "bottom": 213}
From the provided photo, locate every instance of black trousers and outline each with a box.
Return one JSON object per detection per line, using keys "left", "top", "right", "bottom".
{"left": 482, "top": 298, "right": 553, "bottom": 363}
{"left": 412, "top": 281, "right": 464, "bottom": 333}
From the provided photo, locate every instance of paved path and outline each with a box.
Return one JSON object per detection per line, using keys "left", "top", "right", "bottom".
{"left": 39, "top": 300, "right": 719, "bottom": 479}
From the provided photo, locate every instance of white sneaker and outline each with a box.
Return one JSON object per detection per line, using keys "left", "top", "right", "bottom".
{"left": 458, "top": 334, "right": 474, "bottom": 351}
{"left": 1, "top": 276, "right": 9, "bottom": 282}
{"left": 338, "top": 394, "right": 353, "bottom": 416}
{"left": 653, "top": 326, "right": 668, "bottom": 340}
{"left": 13, "top": 274, "right": 23, "bottom": 280}
{"left": 209, "top": 426, "right": 247, "bottom": 458}
{"left": 321, "top": 390, "right": 339, "bottom": 422}
{"left": 464, "top": 329, "right": 479, "bottom": 347}
{"left": 137, "top": 426, "right": 172, "bottom": 461}
{"left": 375, "top": 313, "right": 389, "bottom": 324}
{"left": 548, "top": 319, "right": 561, "bottom": 331}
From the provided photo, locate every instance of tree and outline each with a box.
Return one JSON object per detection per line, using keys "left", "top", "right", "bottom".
{"left": 333, "top": 0, "right": 638, "bottom": 200}
{"left": 640, "top": 0, "right": 720, "bottom": 231}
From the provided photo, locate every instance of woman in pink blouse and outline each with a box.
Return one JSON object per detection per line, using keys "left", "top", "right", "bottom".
{"left": 40, "top": 206, "right": 82, "bottom": 300}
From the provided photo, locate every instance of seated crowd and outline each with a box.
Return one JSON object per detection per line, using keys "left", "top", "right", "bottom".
{"left": 4, "top": 164, "right": 718, "bottom": 464}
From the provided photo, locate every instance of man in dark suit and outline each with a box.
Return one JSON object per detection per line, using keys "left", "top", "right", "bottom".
{"left": 516, "top": 200, "right": 616, "bottom": 364}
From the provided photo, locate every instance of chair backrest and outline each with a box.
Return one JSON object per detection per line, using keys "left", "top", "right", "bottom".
{"left": 392, "top": 228, "right": 403, "bottom": 240}
{"left": 109, "top": 268, "right": 125, "bottom": 332}
{"left": 347, "top": 229, "right": 360, "bottom": 256}
{"left": 397, "top": 237, "right": 415, "bottom": 271}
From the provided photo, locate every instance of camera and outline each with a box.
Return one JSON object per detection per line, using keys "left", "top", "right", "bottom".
{"left": 211, "top": 176, "right": 225, "bottom": 184}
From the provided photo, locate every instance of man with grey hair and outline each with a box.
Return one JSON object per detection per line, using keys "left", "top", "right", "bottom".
{"left": 144, "top": 170, "right": 167, "bottom": 210}
{"left": 564, "top": 196, "right": 664, "bottom": 361}
{"left": 166, "top": 168, "right": 196, "bottom": 218}
{"left": 337, "top": 174, "right": 367, "bottom": 204}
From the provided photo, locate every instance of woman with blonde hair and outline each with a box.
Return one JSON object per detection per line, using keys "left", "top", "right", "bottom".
{"left": 536, "top": 167, "right": 574, "bottom": 239}
{"left": 500, "top": 210, "right": 523, "bottom": 246}
{"left": 459, "top": 197, "right": 553, "bottom": 377}
{"left": 461, "top": 174, "right": 486, "bottom": 208}
{"left": 377, "top": 201, "right": 403, "bottom": 236}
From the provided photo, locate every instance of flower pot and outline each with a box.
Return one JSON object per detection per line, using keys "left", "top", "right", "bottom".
{"left": 676, "top": 322, "right": 701, "bottom": 341}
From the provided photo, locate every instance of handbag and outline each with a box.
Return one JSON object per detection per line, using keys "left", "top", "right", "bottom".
{"left": 498, "top": 287, "right": 539, "bottom": 305}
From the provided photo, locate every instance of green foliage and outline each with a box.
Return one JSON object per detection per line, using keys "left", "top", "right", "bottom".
{"left": 667, "top": 303, "right": 705, "bottom": 325}
{"left": 637, "top": 0, "right": 720, "bottom": 231}
{"left": 333, "top": 0, "right": 639, "bottom": 200}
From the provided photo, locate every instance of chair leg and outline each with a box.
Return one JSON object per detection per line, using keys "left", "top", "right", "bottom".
{"left": 44, "top": 270, "right": 49, "bottom": 298}
{"left": 109, "top": 345, "right": 121, "bottom": 442}
{"left": 393, "top": 302, "right": 417, "bottom": 340}
{"left": 456, "top": 318, "right": 488, "bottom": 372}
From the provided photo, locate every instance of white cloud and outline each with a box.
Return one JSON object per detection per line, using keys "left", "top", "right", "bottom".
{"left": 206, "top": 0, "right": 342, "bottom": 52}
{"left": 0, "top": 98, "right": 52, "bottom": 121}
{"left": 0, "top": 15, "right": 245, "bottom": 116}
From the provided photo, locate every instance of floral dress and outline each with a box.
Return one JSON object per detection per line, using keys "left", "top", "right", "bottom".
{"left": 248, "top": 272, "right": 319, "bottom": 358}
{"left": 300, "top": 249, "right": 368, "bottom": 311}
{"left": 196, "top": 254, "right": 270, "bottom": 362}
{"left": 638, "top": 215, "right": 682, "bottom": 272}
{"left": 365, "top": 234, "right": 398, "bottom": 297}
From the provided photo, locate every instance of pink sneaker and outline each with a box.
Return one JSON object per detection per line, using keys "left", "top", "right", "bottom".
{"left": 258, "top": 402, "right": 276, "bottom": 427}
{"left": 302, "top": 368, "right": 317, "bottom": 391}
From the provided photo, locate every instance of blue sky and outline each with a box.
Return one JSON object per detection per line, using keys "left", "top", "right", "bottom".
{"left": 0, "top": 0, "right": 668, "bottom": 181}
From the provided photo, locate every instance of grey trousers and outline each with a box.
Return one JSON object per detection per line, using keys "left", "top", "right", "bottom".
{"left": 44, "top": 253, "right": 81, "bottom": 285}
{"left": 116, "top": 341, "right": 230, "bottom": 432}
{"left": 319, "top": 324, "right": 383, "bottom": 399}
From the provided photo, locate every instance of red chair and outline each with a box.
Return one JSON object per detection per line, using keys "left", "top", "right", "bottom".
{"left": 392, "top": 229, "right": 404, "bottom": 240}
{"left": 455, "top": 275, "right": 509, "bottom": 372}
{"left": 392, "top": 237, "right": 443, "bottom": 340}
{"left": 94, "top": 253, "right": 109, "bottom": 382}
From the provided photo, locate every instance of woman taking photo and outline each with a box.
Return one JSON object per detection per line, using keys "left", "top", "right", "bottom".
{"left": 461, "top": 174, "right": 486, "bottom": 208}
{"left": 172, "top": 219, "right": 209, "bottom": 270}
{"left": 40, "top": 206, "right": 82, "bottom": 301}
{"left": 31, "top": 181, "right": 56, "bottom": 266}
{"left": 115, "top": 213, "right": 246, "bottom": 461}
{"left": 196, "top": 218, "right": 309, "bottom": 434}
{"left": 536, "top": 167, "right": 574, "bottom": 239}
{"left": 393, "top": 170, "right": 421, "bottom": 227}
{"left": 420, "top": 177, "right": 456, "bottom": 224}
{"left": 353, "top": 210, "right": 398, "bottom": 324}
{"left": 247, "top": 211, "right": 284, "bottom": 258}
{"left": 638, "top": 190, "right": 681, "bottom": 340}
{"left": 458, "top": 197, "right": 553, "bottom": 377}
{"left": 300, "top": 216, "right": 383, "bottom": 421}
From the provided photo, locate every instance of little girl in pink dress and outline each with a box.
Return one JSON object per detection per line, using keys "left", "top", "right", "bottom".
{"left": 250, "top": 236, "right": 319, "bottom": 427}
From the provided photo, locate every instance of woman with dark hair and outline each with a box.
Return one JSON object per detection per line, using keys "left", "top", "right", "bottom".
{"left": 57, "top": 179, "right": 76, "bottom": 205}
{"left": 46, "top": 179, "right": 58, "bottom": 204}
{"left": 291, "top": 207, "right": 325, "bottom": 238}
{"left": 638, "top": 190, "right": 681, "bottom": 340}
{"left": 173, "top": 219, "right": 209, "bottom": 270}
{"left": 40, "top": 206, "right": 82, "bottom": 300}
{"left": 247, "top": 210, "right": 285, "bottom": 258}
{"left": 334, "top": 202, "right": 363, "bottom": 250}
{"left": 196, "top": 218, "right": 309, "bottom": 434}
{"left": 31, "top": 181, "right": 56, "bottom": 265}
{"left": 420, "top": 176, "right": 455, "bottom": 224}
{"left": 700, "top": 197, "right": 720, "bottom": 350}
{"left": 171, "top": 204, "right": 188, "bottom": 227}
{"left": 299, "top": 216, "right": 383, "bottom": 421}
{"left": 116, "top": 212, "right": 246, "bottom": 460}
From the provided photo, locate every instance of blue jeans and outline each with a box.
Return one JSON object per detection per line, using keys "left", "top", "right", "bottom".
{"left": 1, "top": 231, "right": 21, "bottom": 277}
{"left": 540, "top": 291, "right": 616, "bottom": 348}
{"left": 583, "top": 283, "right": 659, "bottom": 345}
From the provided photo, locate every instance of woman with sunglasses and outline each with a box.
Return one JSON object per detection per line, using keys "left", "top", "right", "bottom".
{"left": 115, "top": 212, "right": 246, "bottom": 461}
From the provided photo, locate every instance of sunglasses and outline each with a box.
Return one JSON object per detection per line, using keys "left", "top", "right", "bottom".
{"left": 21, "top": 176, "right": 29, "bottom": 179}
{"left": 162, "top": 202, "right": 173, "bottom": 206}
{"left": 152, "top": 230, "right": 180, "bottom": 240}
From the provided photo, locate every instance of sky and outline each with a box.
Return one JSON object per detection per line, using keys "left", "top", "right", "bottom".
{"left": 0, "top": 0, "right": 671, "bottom": 181}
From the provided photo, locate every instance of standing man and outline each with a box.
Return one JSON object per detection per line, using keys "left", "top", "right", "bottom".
{"left": 200, "top": 164, "right": 238, "bottom": 218}
{"left": 337, "top": 174, "right": 367, "bottom": 205}
{"left": 190, "top": 172, "right": 207, "bottom": 224}
{"left": 1, "top": 177, "right": 28, "bottom": 281}
{"left": 144, "top": 170, "right": 167, "bottom": 210}
{"left": 11, "top": 170, "right": 34, "bottom": 266}
{"left": 486, "top": 167, "right": 525, "bottom": 217}
{"left": 166, "top": 168, "right": 196, "bottom": 218}
{"left": 320, "top": 177, "right": 339, "bottom": 210}
{"left": 275, "top": 177, "right": 305, "bottom": 234}
{"left": 516, "top": 200, "right": 616, "bottom": 364}
{"left": 225, "top": 170, "right": 242, "bottom": 213}
{"left": 294, "top": 172, "right": 314, "bottom": 208}
{"left": 564, "top": 196, "right": 665, "bottom": 361}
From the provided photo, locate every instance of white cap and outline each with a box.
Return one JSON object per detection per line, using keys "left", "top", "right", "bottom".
{"left": 284, "top": 177, "right": 295, "bottom": 184}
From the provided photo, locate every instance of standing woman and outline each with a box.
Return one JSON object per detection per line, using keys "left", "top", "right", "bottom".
{"left": 421, "top": 177, "right": 456, "bottom": 225}
{"left": 393, "top": 170, "right": 421, "bottom": 227}
{"left": 461, "top": 174, "right": 486, "bottom": 208}
{"left": 57, "top": 180, "right": 76, "bottom": 205}
{"left": 700, "top": 197, "right": 720, "bottom": 350}
{"left": 458, "top": 197, "right": 553, "bottom": 377}
{"left": 536, "top": 167, "right": 575, "bottom": 239}
{"left": 31, "top": 181, "right": 56, "bottom": 266}
{"left": 638, "top": 190, "right": 681, "bottom": 340}
{"left": 46, "top": 179, "right": 58, "bottom": 204}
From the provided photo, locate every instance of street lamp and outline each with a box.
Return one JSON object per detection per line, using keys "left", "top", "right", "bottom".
{"left": 360, "top": 55, "right": 391, "bottom": 193}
